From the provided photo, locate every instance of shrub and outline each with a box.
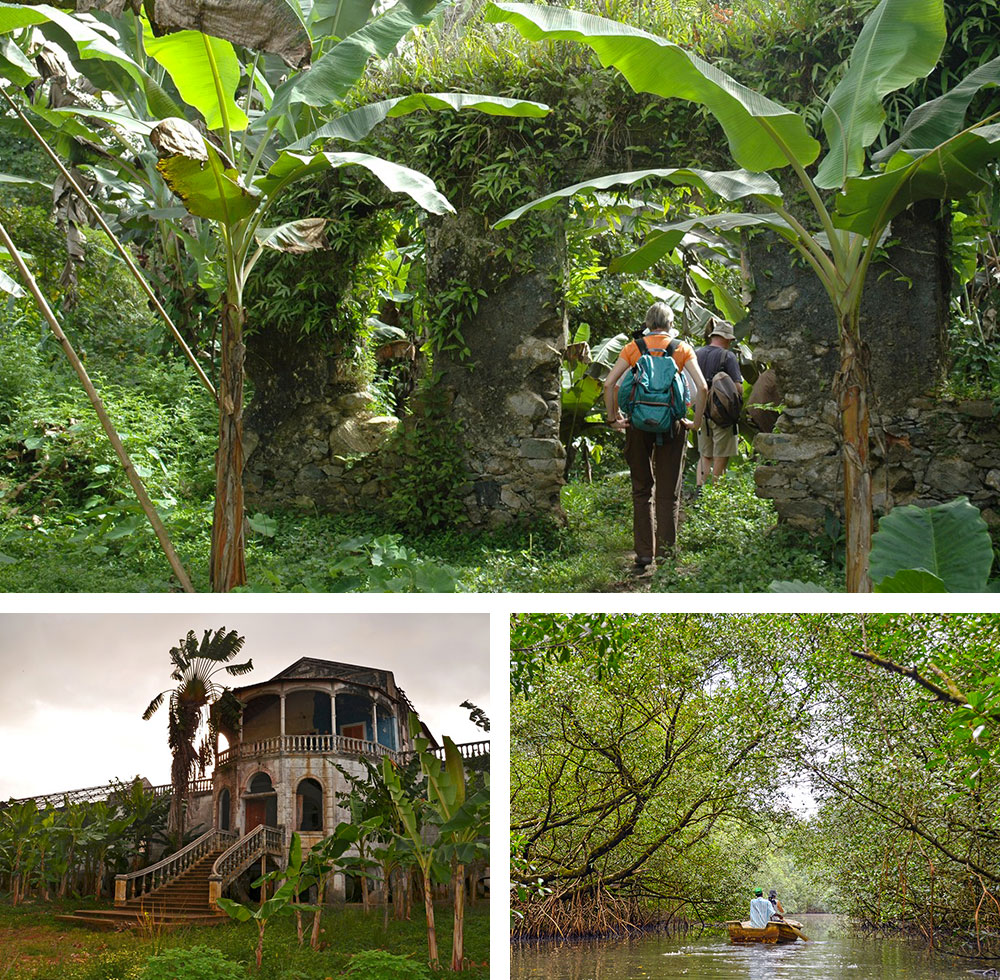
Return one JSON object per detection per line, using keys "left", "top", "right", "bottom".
{"left": 341, "top": 949, "right": 432, "bottom": 980}
{"left": 138, "top": 946, "right": 246, "bottom": 980}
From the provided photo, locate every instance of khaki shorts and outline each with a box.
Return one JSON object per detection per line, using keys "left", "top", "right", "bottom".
{"left": 699, "top": 418, "right": 738, "bottom": 458}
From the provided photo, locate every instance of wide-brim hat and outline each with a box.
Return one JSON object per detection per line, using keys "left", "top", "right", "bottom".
{"left": 709, "top": 319, "right": 736, "bottom": 341}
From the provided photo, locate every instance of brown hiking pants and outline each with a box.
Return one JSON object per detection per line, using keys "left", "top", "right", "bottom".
{"left": 624, "top": 422, "right": 686, "bottom": 560}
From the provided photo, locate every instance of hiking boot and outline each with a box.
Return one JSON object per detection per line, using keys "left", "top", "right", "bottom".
{"left": 634, "top": 556, "right": 653, "bottom": 570}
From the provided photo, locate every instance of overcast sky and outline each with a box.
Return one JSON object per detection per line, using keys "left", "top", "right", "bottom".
{"left": 0, "top": 613, "right": 489, "bottom": 800}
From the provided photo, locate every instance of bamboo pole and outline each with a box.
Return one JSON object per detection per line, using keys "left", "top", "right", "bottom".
{"left": 0, "top": 218, "right": 196, "bottom": 593}
{"left": 0, "top": 87, "right": 217, "bottom": 401}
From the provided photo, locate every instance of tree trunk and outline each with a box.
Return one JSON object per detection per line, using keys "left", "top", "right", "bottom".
{"left": 451, "top": 863, "right": 466, "bottom": 971}
{"left": 256, "top": 920, "right": 266, "bottom": 970}
{"left": 311, "top": 872, "right": 326, "bottom": 950}
{"left": 835, "top": 316, "right": 873, "bottom": 593}
{"left": 422, "top": 867, "right": 439, "bottom": 969}
{"left": 210, "top": 301, "right": 247, "bottom": 592}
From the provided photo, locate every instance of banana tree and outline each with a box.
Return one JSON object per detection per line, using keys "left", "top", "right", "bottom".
{"left": 486, "top": 0, "right": 1000, "bottom": 591}
{"left": 1, "top": 0, "right": 548, "bottom": 591}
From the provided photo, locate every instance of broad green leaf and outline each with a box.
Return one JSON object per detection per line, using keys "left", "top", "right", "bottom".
{"left": 815, "top": 0, "right": 945, "bottom": 189}
{"left": 144, "top": 27, "right": 249, "bottom": 132}
{"left": 869, "top": 496, "right": 994, "bottom": 592}
{"left": 45, "top": 106, "right": 155, "bottom": 137}
{"left": 443, "top": 736, "right": 466, "bottom": 808}
{"left": 270, "top": 0, "right": 443, "bottom": 114}
{"left": 590, "top": 332, "right": 628, "bottom": 368}
{"left": 152, "top": 118, "right": 261, "bottom": 222}
{"left": 257, "top": 150, "right": 453, "bottom": 215}
{"left": 288, "top": 92, "right": 549, "bottom": 151}
{"left": 611, "top": 212, "right": 795, "bottom": 275}
{"left": 0, "top": 3, "right": 144, "bottom": 87}
{"left": 769, "top": 580, "right": 830, "bottom": 592}
{"left": 891, "top": 53, "right": 1000, "bottom": 153}
{"left": 254, "top": 218, "right": 327, "bottom": 252}
{"left": 0, "top": 267, "right": 24, "bottom": 298}
{"left": 309, "top": 0, "right": 377, "bottom": 41}
{"left": 636, "top": 279, "right": 686, "bottom": 311}
{"left": 0, "top": 175, "right": 51, "bottom": 192}
{"left": 485, "top": 2, "right": 820, "bottom": 172}
{"left": 216, "top": 897, "right": 253, "bottom": 921}
{"left": 0, "top": 36, "right": 39, "bottom": 86}
{"left": 494, "top": 169, "right": 781, "bottom": 230}
{"left": 835, "top": 123, "right": 1000, "bottom": 236}
{"left": 561, "top": 374, "right": 603, "bottom": 415}
{"left": 873, "top": 568, "right": 948, "bottom": 592}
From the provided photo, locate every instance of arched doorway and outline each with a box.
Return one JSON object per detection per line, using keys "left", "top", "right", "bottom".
{"left": 296, "top": 778, "right": 323, "bottom": 831}
{"left": 245, "top": 771, "right": 277, "bottom": 830}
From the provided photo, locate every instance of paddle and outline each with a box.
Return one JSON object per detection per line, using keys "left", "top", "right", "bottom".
{"left": 777, "top": 916, "right": 809, "bottom": 941}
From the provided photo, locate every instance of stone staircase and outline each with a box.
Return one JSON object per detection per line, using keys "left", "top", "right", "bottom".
{"left": 55, "top": 849, "right": 229, "bottom": 931}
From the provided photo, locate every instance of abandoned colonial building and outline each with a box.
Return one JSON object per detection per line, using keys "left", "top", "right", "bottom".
{"left": 25, "top": 657, "right": 488, "bottom": 929}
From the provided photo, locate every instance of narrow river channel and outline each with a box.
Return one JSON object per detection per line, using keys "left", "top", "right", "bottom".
{"left": 512, "top": 914, "right": 987, "bottom": 979}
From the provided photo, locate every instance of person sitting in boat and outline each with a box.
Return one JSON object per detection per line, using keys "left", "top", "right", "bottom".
{"left": 769, "top": 889, "right": 786, "bottom": 920}
{"left": 749, "top": 888, "right": 774, "bottom": 928}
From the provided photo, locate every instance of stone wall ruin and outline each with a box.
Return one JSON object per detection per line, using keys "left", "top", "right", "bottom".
{"left": 750, "top": 205, "right": 1000, "bottom": 532}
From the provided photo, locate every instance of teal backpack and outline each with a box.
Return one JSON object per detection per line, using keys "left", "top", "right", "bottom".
{"left": 617, "top": 335, "right": 690, "bottom": 444}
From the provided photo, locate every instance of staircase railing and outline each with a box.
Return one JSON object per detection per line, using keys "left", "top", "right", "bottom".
{"left": 209, "top": 825, "right": 287, "bottom": 907}
{"left": 114, "top": 827, "right": 237, "bottom": 906}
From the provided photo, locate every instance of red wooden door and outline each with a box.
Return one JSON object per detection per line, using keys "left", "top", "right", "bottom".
{"left": 246, "top": 800, "right": 267, "bottom": 831}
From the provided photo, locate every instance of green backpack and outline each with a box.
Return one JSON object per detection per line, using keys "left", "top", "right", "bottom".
{"left": 617, "top": 336, "right": 690, "bottom": 444}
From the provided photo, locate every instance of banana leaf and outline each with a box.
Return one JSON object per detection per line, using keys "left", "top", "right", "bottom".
{"left": 485, "top": 1, "right": 820, "bottom": 172}
{"left": 814, "top": 0, "right": 945, "bottom": 189}
{"left": 494, "top": 168, "right": 782, "bottom": 230}
{"left": 611, "top": 212, "right": 795, "bottom": 275}
{"left": 835, "top": 123, "right": 1000, "bottom": 235}
{"left": 143, "top": 26, "right": 249, "bottom": 132}
{"left": 256, "top": 149, "right": 453, "bottom": 215}
{"left": 269, "top": 0, "right": 443, "bottom": 115}
{"left": 287, "top": 92, "right": 549, "bottom": 151}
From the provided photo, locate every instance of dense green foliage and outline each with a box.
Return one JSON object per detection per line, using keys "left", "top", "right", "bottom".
{"left": 0, "top": 779, "right": 170, "bottom": 904}
{"left": 511, "top": 614, "right": 1000, "bottom": 955}
{"left": 0, "top": 902, "right": 488, "bottom": 980}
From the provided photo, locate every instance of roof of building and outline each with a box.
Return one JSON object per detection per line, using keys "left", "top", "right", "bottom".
{"left": 233, "top": 658, "right": 429, "bottom": 742}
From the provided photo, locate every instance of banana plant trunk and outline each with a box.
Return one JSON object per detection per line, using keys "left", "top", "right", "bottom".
{"left": 422, "top": 866, "right": 439, "bottom": 968}
{"left": 835, "top": 312, "right": 873, "bottom": 593}
{"left": 211, "top": 299, "right": 248, "bottom": 592}
{"left": 451, "top": 862, "right": 466, "bottom": 971}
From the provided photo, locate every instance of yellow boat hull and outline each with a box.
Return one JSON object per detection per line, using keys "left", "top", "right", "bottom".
{"left": 726, "top": 920, "right": 800, "bottom": 944}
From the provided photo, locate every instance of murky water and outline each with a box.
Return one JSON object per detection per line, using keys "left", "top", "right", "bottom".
{"left": 512, "top": 915, "right": 986, "bottom": 980}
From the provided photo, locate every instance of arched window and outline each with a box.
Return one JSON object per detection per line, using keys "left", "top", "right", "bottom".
{"left": 297, "top": 778, "right": 323, "bottom": 831}
{"left": 249, "top": 772, "right": 274, "bottom": 794}
{"left": 219, "top": 789, "right": 231, "bottom": 831}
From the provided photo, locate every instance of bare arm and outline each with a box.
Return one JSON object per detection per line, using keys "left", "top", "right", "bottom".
{"left": 683, "top": 355, "right": 707, "bottom": 430}
{"left": 603, "top": 357, "right": 630, "bottom": 431}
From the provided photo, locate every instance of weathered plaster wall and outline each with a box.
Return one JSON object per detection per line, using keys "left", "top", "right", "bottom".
{"left": 749, "top": 205, "right": 1000, "bottom": 531}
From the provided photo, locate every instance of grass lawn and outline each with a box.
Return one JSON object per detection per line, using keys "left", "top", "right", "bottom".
{"left": 0, "top": 901, "right": 488, "bottom": 980}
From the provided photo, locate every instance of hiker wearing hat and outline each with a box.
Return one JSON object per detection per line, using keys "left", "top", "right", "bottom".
{"left": 749, "top": 887, "right": 773, "bottom": 928}
{"left": 695, "top": 318, "right": 743, "bottom": 489}
{"left": 604, "top": 302, "right": 707, "bottom": 569}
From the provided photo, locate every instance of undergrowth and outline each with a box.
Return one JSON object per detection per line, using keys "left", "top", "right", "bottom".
{"left": 0, "top": 901, "right": 488, "bottom": 980}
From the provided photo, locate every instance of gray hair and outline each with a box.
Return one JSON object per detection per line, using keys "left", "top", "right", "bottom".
{"left": 644, "top": 302, "right": 675, "bottom": 331}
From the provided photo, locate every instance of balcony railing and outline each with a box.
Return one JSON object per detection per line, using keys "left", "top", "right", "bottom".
{"left": 216, "top": 733, "right": 403, "bottom": 767}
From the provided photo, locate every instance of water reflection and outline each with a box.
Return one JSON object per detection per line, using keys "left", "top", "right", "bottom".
{"left": 512, "top": 915, "right": 976, "bottom": 980}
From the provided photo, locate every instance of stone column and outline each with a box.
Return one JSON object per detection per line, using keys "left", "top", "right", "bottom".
{"left": 425, "top": 209, "right": 568, "bottom": 527}
{"left": 330, "top": 689, "right": 337, "bottom": 738}
{"left": 279, "top": 692, "right": 286, "bottom": 738}
{"left": 371, "top": 700, "right": 378, "bottom": 745}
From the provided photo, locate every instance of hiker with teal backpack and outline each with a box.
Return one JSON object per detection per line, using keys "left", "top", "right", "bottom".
{"left": 603, "top": 302, "right": 707, "bottom": 569}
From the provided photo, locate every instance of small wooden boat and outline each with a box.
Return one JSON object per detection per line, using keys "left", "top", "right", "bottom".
{"left": 726, "top": 918, "right": 804, "bottom": 944}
